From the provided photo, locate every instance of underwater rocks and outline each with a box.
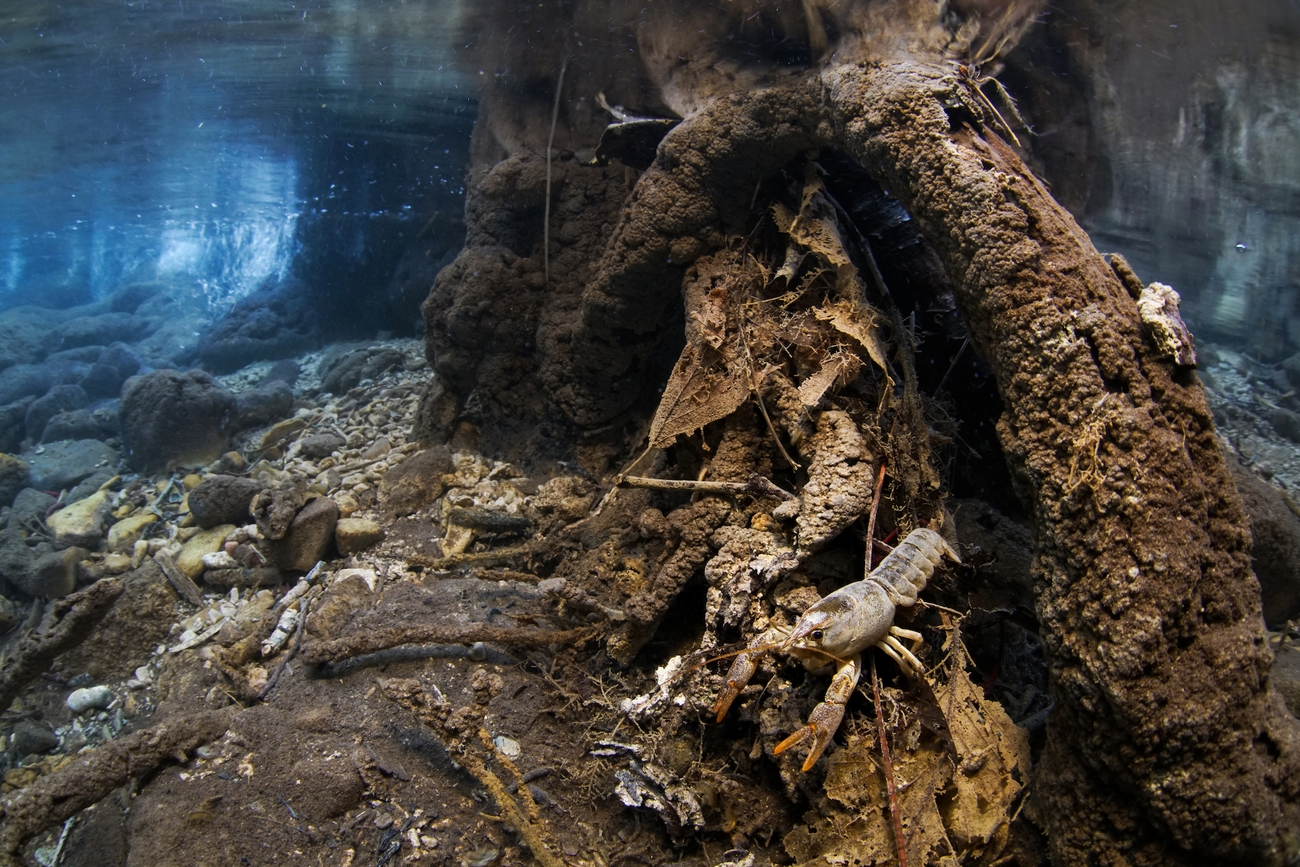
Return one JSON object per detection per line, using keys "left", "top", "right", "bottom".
{"left": 266, "top": 495, "right": 340, "bottom": 571}
{"left": 194, "top": 278, "right": 322, "bottom": 374}
{"left": 25, "top": 384, "right": 89, "bottom": 443}
{"left": 318, "top": 346, "right": 406, "bottom": 395}
{"left": 187, "top": 476, "right": 264, "bottom": 529}
{"left": 378, "top": 446, "right": 453, "bottom": 518}
{"left": 47, "top": 489, "right": 113, "bottom": 549}
{"left": 334, "top": 517, "right": 384, "bottom": 555}
{"left": 0, "top": 454, "right": 27, "bottom": 507}
{"left": 234, "top": 380, "right": 294, "bottom": 429}
{"left": 118, "top": 369, "right": 237, "bottom": 470}
{"left": 23, "top": 439, "right": 120, "bottom": 492}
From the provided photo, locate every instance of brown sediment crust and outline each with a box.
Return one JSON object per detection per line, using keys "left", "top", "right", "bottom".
{"left": 827, "top": 60, "right": 1300, "bottom": 864}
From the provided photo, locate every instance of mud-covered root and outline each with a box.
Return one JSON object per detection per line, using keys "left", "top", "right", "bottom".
{"left": 0, "top": 708, "right": 236, "bottom": 862}
{"left": 380, "top": 677, "right": 569, "bottom": 867}
{"left": 0, "top": 577, "right": 125, "bottom": 712}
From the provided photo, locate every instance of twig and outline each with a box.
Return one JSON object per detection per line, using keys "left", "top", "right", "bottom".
{"left": 619, "top": 473, "right": 794, "bottom": 501}
{"left": 544, "top": 56, "right": 569, "bottom": 285}
{"left": 872, "top": 654, "right": 907, "bottom": 867}
{"left": 257, "top": 592, "right": 313, "bottom": 699}
{"left": 865, "top": 460, "right": 887, "bottom": 573}
{"left": 406, "top": 546, "right": 532, "bottom": 571}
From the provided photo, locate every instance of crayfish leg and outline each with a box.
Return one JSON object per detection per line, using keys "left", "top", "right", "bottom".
{"left": 878, "top": 626, "right": 926, "bottom": 677}
{"left": 773, "top": 653, "right": 861, "bottom": 771}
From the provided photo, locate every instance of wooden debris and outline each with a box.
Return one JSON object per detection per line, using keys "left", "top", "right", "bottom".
{"left": 154, "top": 550, "right": 204, "bottom": 607}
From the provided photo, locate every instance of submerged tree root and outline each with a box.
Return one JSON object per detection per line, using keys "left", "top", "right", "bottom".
{"left": 826, "top": 59, "right": 1300, "bottom": 864}
{"left": 543, "top": 56, "right": 1298, "bottom": 866}
{"left": 0, "top": 708, "right": 236, "bottom": 862}
{"left": 299, "top": 623, "right": 602, "bottom": 667}
{"left": 0, "top": 577, "right": 125, "bottom": 712}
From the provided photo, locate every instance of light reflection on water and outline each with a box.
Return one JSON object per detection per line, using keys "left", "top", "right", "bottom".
{"left": 0, "top": 0, "right": 474, "bottom": 312}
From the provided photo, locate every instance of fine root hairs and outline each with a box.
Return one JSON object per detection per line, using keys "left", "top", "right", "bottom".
{"left": 544, "top": 57, "right": 569, "bottom": 285}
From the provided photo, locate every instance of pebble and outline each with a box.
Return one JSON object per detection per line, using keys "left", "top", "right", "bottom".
{"left": 335, "top": 517, "right": 384, "bottom": 555}
{"left": 492, "top": 735, "right": 521, "bottom": 759}
{"left": 67, "top": 685, "right": 113, "bottom": 713}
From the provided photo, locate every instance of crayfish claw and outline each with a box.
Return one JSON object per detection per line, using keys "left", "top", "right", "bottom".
{"left": 774, "top": 697, "right": 847, "bottom": 771}
{"left": 713, "top": 685, "right": 742, "bottom": 722}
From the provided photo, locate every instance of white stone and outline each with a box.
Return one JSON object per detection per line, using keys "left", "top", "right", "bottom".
{"left": 67, "top": 685, "right": 113, "bottom": 713}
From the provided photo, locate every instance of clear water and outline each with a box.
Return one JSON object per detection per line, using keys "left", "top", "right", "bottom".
{"left": 0, "top": 1, "right": 475, "bottom": 313}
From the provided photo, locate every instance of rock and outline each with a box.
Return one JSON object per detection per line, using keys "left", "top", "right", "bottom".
{"left": 46, "top": 312, "right": 150, "bottom": 354}
{"left": 107, "top": 512, "right": 158, "bottom": 553}
{"left": 0, "top": 453, "right": 28, "bottom": 507}
{"left": 118, "top": 369, "right": 236, "bottom": 470}
{"left": 0, "top": 363, "right": 54, "bottom": 406}
{"left": 268, "top": 496, "right": 340, "bottom": 571}
{"left": 177, "top": 524, "right": 236, "bottom": 579}
{"left": 106, "top": 280, "right": 166, "bottom": 314}
{"left": 0, "top": 399, "right": 31, "bottom": 453}
{"left": 234, "top": 380, "right": 294, "bottom": 430}
{"left": 47, "top": 490, "right": 112, "bottom": 549}
{"left": 195, "top": 277, "right": 322, "bottom": 374}
{"left": 251, "top": 482, "right": 307, "bottom": 540}
{"left": 66, "top": 684, "right": 114, "bottom": 713}
{"left": 41, "top": 406, "right": 119, "bottom": 443}
{"left": 10, "top": 719, "right": 59, "bottom": 756}
{"left": 24, "top": 439, "right": 120, "bottom": 491}
{"left": 1229, "top": 460, "right": 1300, "bottom": 624}
{"left": 379, "top": 446, "right": 453, "bottom": 517}
{"left": 99, "top": 342, "right": 143, "bottom": 380}
{"left": 9, "top": 488, "right": 56, "bottom": 527}
{"left": 209, "top": 451, "right": 249, "bottom": 475}
{"left": 54, "top": 562, "right": 178, "bottom": 681}
{"left": 67, "top": 470, "right": 116, "bottom": 505}
{"left": 361, "top": 437, "right": 391, "bottom": 460}
{"left": 263, "top": 359, "right": 301, "bottom": 387}
{"left": 299, "top": 432, "right": 346, "bottom": 459}
{"left": 102, "top": 553, "right": 133, "bottom": 574}
{"left": 188, "top": 476, "right": 263, "bottom": 529}
{"left": 25, "top": 384, "right": 90, "bottom": 442}
{"left": 203, "top": 566, "right": 283, "bottom": 588}
{"left": 319, "top": 346, "right": 405, "bottom": 395}
{"left": 1276, "top": 642, "right": 1300, "bottom": 718}
{"left": 22, "top": 546, "right": 90, "bottom": 598}
{"left": 0, "top": 593, "right": 16, "bottom": 631}
{"left": 0, "top": 309, "right": 54, "bottom": 371}
{"left": 335, "top": 517, "right": 384, "bottom": 555}
{"left": 334, "top": 490, "right": 360, "bottom": 517}
{"left": 0, "top": 529, "right": 35, "bottom": 593}
{"left": 78, "top": 362, "right": 126, "bottom": 399}
{"left": 44, "top": 345, "right": 106, "bottom": 365}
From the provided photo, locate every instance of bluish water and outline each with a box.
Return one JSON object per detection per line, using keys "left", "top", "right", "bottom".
{"left": 0, "top": 1, "right": 476, "bottom": 314}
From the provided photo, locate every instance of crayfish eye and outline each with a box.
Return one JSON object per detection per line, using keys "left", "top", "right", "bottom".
{"left": 810, "top": 629, "right": 824, "bottom": 641}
